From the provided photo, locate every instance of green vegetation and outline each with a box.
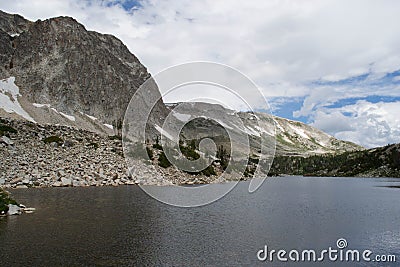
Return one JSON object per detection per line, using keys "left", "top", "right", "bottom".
{"left": 0, "top": 124, "right": 17, "bottom": 134}
{"left": 183, "top": 154, "right": 217, "bottom": 176}
{"left": 269, "top": 144, "right": 400, "bottom": 177}
{"left": 0, "top": 189, "right": 18, "bottom": 214}
{"left": 25, "top": 122, "right": 36, "bottom": 128}
{"left": 112, "top": 118, "right": 123, "bottom": 136}
{"left": 248, "top": 155, "right": 259, "bottom": 165}
{"left": 188, "top": 139, "right": 196, "bottom": 150}
{"left": 152, "top": 143, "right": 163, "bottom": 150}
{"left": 108, "top": 135, "right": 122, "bottom": 140}
{"left": 201, "top": 165, "right": 216, "bottom": 177}
{"left": 146, "top": 147, "right": 154, "bottom": 160}
{"left": 244, "top": 166, "right": 255, "bottom": 177}
{"left": 179, "top": 139, "right": 216, "bottom": 176}
{"left": 147, "top": 137, "right": 228, "bottom": 177}
{"left": 216, "top": 145, "right": 229, "bottom": 170}
{"left": 152, "top": 136, "right": 163, "bottom": 150}
{"left": 151, "top": 137, "right": 216, "bottom": 176}
{"left": 244, "top": 155, "right": 259, "bottom": 177}
{"left": 180, "top": 144, "right": 200, "bottom": 160}
{"left": 158, "top": 151, "right": 172, "bottom": 168}
{"left": 43, "top": 135, "right": 63, "bottom": 145}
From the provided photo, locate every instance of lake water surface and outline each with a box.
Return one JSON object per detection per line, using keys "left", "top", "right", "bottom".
{"left": 1, "top": 177, "right": 399, "bottom": 266}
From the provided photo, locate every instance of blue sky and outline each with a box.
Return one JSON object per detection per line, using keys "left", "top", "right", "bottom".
{"left": 1, "top": 0, "right": 400, "bottom": 148}
{"left": 271, "top": 70, "right": 400, "bottom": 123}
{"left": 105, "top": 0, "right": 141, "bottom": 10}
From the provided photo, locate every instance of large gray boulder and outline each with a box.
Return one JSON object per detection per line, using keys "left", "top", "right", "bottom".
{"left": 7, "top": 204, "right": 21, "bottom": 215}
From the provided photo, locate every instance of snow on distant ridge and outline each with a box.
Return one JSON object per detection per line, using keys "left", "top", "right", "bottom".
{"left": 59, "top": 111, "right": 75, "bottom": 121}
{"left": 288, "top": 124, "right": 310, "bottom": 139}
{"left": 33, "top": 103, "right": 51, "bottom": 108}
{"left": 34, "top": 103, "right": 76, "bottom": 121}
{"left": 79, "top": 111, "right": 98, "bottom": 121}
{"left": 172, "top": 111, "right": 191, "bottom": 122}
{"left": 86, "top": 114, "right": 97, "bottom": 121}
{"left": 254, "top": 125, "right": 274, "bottom": 136}
{"left": 274, "top": 120, "right": 285, "bottom": 132}
{"left": 0, "top": 77, "right": 35, "bottom": 122}
{"left": 48, "top": 107, "right": 75, "bottom": 121}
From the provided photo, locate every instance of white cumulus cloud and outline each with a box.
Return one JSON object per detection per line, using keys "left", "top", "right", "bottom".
{"left": 312, "top": 100, "right": 400, "bottom": 148}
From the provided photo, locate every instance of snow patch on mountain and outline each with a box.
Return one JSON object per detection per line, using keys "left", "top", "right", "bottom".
{"left": 244, "top": 126, "right": 261, "bottom": 137}
{"left": 59, "top": 112, "right": 75, "bottom": 121}
{"left": 288, "top": 124, "right": 310, "bottom": 139}
{"left": 85, "top": 114, "right": 97, "bottom": 121}
{"left": 104, "top": 123, "right": 113, "bottom": 129}
{"left": 0, "top": 77, "right": 35, "bottom": 122}
{"left": 275, "top": 120, "right": 285, "bottom": 132}
{"left": 173, "top": 112, "right": 191, "bottom": 122}
{"left": 48, "top": 107, "right": 75, "bottom": 121}
{"left": 254, "top": 125, "right": 274, "bottom": 136}
{"left": 33, "top": 103, "right": 51, "bottom": 108}
{"left": 79, "top": 111, "right": 98, "bottom": 121}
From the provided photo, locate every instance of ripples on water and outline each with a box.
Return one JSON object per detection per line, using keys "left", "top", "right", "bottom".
{"left": 0, "top": 177, "right": 399, "bottom": 266}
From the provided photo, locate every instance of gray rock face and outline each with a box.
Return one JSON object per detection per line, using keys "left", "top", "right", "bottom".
{"left": 0, "top": 30, "right": 14, "bottom": 72}
{"left": 0, "top": 10, "right": 168, "bottom": 126}
{"left": 0, "top": 10, "right": 31, "bottom": 78}
{"left": 0, "top": 10, "right": 31, "bottom": 35}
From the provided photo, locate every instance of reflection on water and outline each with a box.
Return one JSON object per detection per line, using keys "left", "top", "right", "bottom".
{"left": 0, "top": 177, "right": 399, "bottom": 266}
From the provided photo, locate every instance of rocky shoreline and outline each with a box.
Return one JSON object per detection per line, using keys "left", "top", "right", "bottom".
{"left": 0, "top": 117, "right": 233, "bottom": 189}
{"left": 0, "top": 117, "right": 131, "bottom": 189}
{"left": 2, "top": 116, "right": 398, "bottom": 195}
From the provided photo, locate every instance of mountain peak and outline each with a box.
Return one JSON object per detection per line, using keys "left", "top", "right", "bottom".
{"left": 0, "top": 9, "right": 167, "bottom": 133}
{"left": 36, "top": 15, "right": 86, "bottom": 32}
{"left": 0, "top": 10, "right": 31, "bottom": 35}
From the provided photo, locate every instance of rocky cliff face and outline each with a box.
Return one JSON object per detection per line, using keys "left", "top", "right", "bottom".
{"left": 0, "top": 10, "right": 30, "bottom": 35}
{"left": 0, "top": 10, "right": 167, "bottom": 128}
